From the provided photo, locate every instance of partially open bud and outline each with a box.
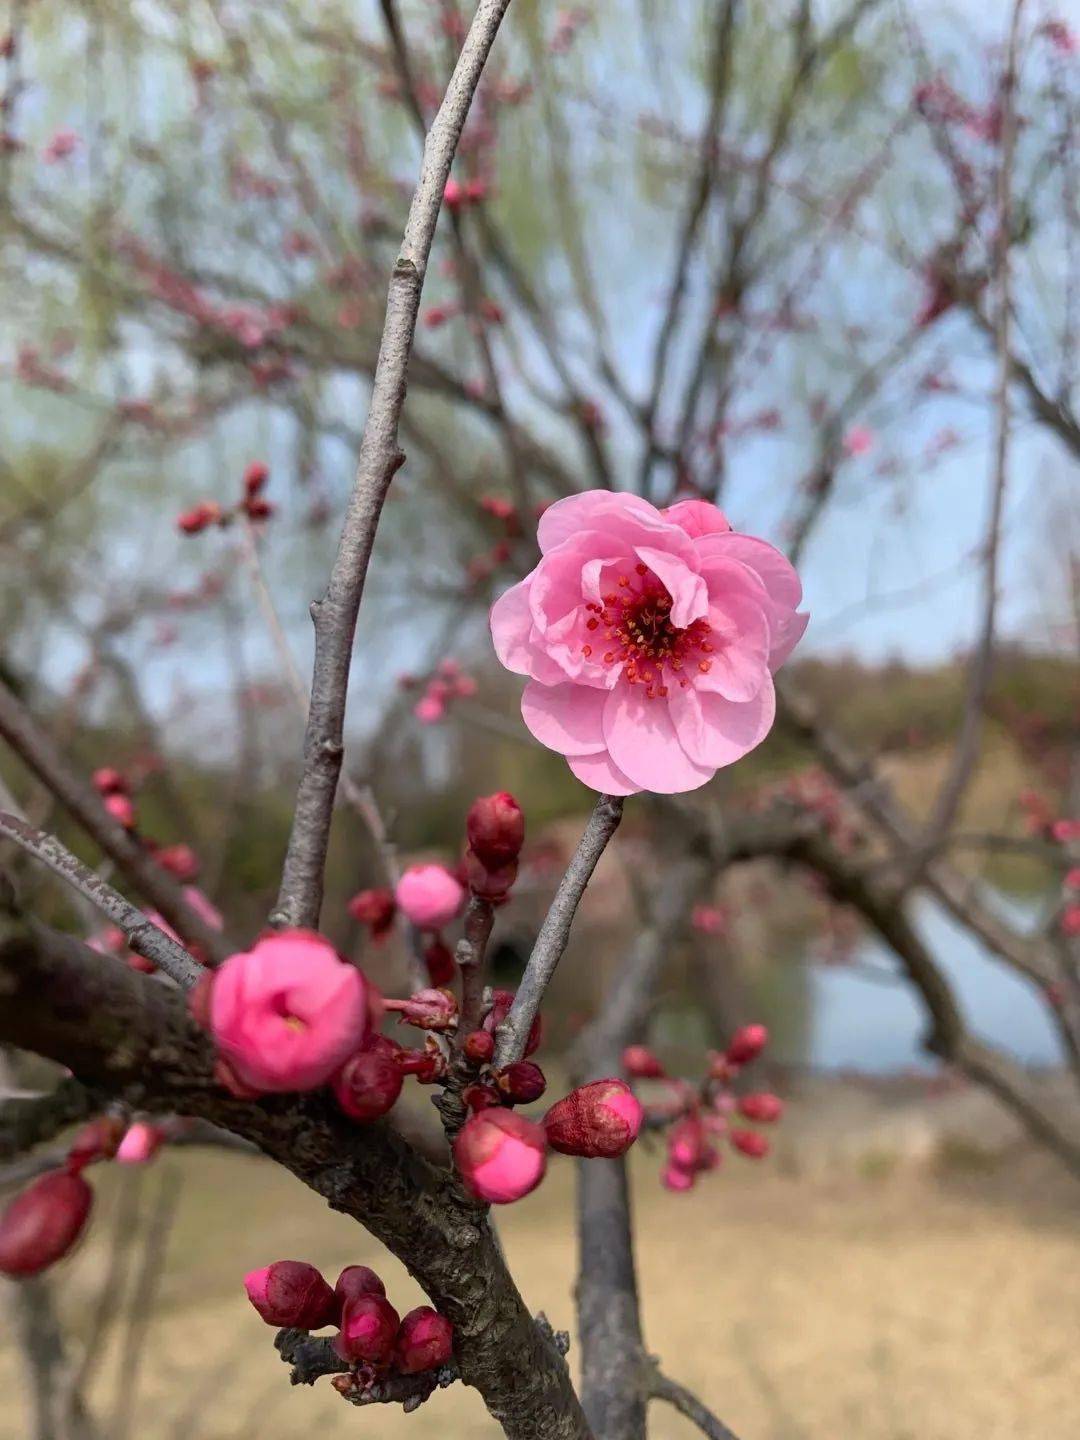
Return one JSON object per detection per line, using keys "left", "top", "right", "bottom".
{"left": 395, "top": 1306, "right": 454, "bottom": 1374}
{"left": 67, "top": 1115, "right": 125, "bottom": 1171}
{"left": 0, "top": 1171, "right": 93, "bottom": 1277}
{"left": 737, "top": 1093, "right": 783, "bottom": 1123}
{"left": 244, "top": 1260, "right": 337, "bottom": 1329}
{"left": 395, "top": 865, "right": 465, "bottom": 930}
{"left": 622, "top": 1045, "right": 665, "bottom": 1079}
{"left": 725, "top": 1024, "right": 768, "bottom": 1067}
{"left": 394, "top": 1041, "right": 446, "bottom": 1083}
{"left": 333, "top": 1041, "right": 404, "bottom": 1122}
{"left": 484, "top": 990, "right": 542, "bottom": 1057}
{"left": 334, "top": 1293, "right": 400, "bottom": 1368}
{"left": 334, "top": 1265, "right": 386, "bottom": 1313}
{"left": 116, "top": 1122, "right": 166, "bottom": 1165}
{"left": 462, "top": 1029, "right": 495, "bottom": 1066}
{"left": 384, "top": 988, "right": 457, "bottom": 1031}
{"left": 494, "top": 1061, "right": 547, "bottom": 1105}
{"left": 347, "top": 887, "right": 396, "bottom": 940}
{"left": 453, "top": 1109, "right": 548, "bottom": 1204}
{"left": 730, "top": 1129, "right": 770, "bottom": 1159}
{"left": 543, "top": 1079, "right": 643, "bottom": 1159}
{"left": 466, "top": 793, "right": 525, "bottom": 869}
{"left": 424, "top": 938, "right": 456, "bottom": 986}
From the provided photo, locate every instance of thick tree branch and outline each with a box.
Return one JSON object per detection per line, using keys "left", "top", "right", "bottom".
{"left": 272, "top": 0, "right": 517, "bottom": 932}
{"left": 494, "top": 796, "right": 624, "bottom": 1068}
{"left": 0, "top": 917, "right": 591, "bottom": 1440}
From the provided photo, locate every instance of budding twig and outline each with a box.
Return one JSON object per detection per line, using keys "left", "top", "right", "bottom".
{"left": 0, "top": 811, "right": 203, "bottom": 988}
{"left": 494, "top": 795, "right": 624, "bottom": 1068}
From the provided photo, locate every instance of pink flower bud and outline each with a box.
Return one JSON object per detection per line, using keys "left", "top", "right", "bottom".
{"left": 384, "top": 988, "right": 458, "bottom": 1031}
{"left": 395, "top": 1306, "right": 454, "bottom": 1374}
{"left": 156, "top": 843, "right": 200, "bottom": 881}
{"left": 453, "top": 1109, "right": 548, "bottom": 1204}
{"left": 667, "top": 1116, "right": 707, "bottom": 1173}
{"left": 210, "top": 930, "right": 376, "bottom": 1093}
{"left": 67, "top": 1116, "right": 125, "bottom": 1171}
{"left": 730, "top": 1129, "right": 770, "bottom": 1159}
{"left": 116, "top": 1122, "right": 165, "bottom": 1165}
{"left": 1062, "top": 904, "right": 1080, "bottom": 939}
{"left": 0, "top": 1171, "right": 93, "bottom": 1277}
{"left": 661, "top": 1164, "right": 695, "bottom": 1193}
{"left": 484, "top": 990, "right": 542, "bottom": 1057}
{"left": 92, "top": 767, "right": 127, "bottom": 796}
{"left": 243, "top": 460, "right": 269, "bottom": 496}
{"left": 394, "top": 865, "right": 465, "bottom": 931}
{"left": 737, "top": 1093, "right": 783, "bottom": 1123}
{"left": 494, "top": 1061, "right": 547, "bottom": 1105}
{"left": 104, "top": 793, "right": 136, "bottom": 829}
{"left": 333, "top": 1041, "right": 404, "bottom": 1122}
{"left": 334, "top": 1293, "right": 400, "bottom": 1367}
{"left": 463, "top": 849, "right": 519, "bottom": 900}
{"left": 622, "top": 1045, "right": 665, "bottom": 1079}
{"left": 443, "top": 177, "right": 465, "bottom": 210}
{"left": 347, "top": 887, "right": 396, "bottom": 939}
{"left": 466, "top": 792, "right": 525, "bottom": 870}
{"left": 424, "top": 938, "right": 456, "bottom": 986}
{"left": 725, "top": 1024, "right": 768, "bottom": 1066}
{"left": 244, "top": 1260, "right": 337, "bottom": 1329}
{"left": 462, "top": 1029, "right": 495, "bottom": 1065}
{"left": 334, "top": 1265, "right": 385, "bottom": 1312}
{"left": 543, "top": 1079, "right": 643, "bottom": 1158}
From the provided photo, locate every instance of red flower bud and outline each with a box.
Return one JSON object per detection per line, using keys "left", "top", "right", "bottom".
{"left": 484, "top": 990, "right": 542, "bottom": 1057}
{"left": 67, "top": 1116, "right": 125, "bottom": 1171}
{"left": 0, "top": 1171, "right": 93, "bottom": 1277}
{"left": 462, "top": 1029, "right": 495, "bottom": 1065}
{"left": 155, "top": 843, "right": 200, "bottom": 881}
{"left": 394, "top": 1044, "right": 445, "bottom": 1083}
{"left": 730, "top": 1129, "right": 770, "bottom": 1159}
{"left": 454, "top": 1109, "right": 547, "bottom": 1204}
{"left": 92, "top": 767, "right": 127, "bottom": 796}
{"left": 334, "top": 1293, "right": 400, "bottom": 1367}
{"left": 334, "top": 1265, "right": 386, "bottom": 1314}
{"left": 462, "top": 1081, "right": 501, "bottom": 1112}
{"left": 333, "top": 1042, "right": 404, "bottom": 1122}
{"left": 176, "top": 501, "right": 222, "bottom": 535}
{"left": 243, "top": 496, "right": 276, "bottom": 522}
{"left": 347, "top": 887, "right": 396, "bottom": 940}
{"left": 395, "top": 1306, "right": 454, "bottom": 1374}
{"left": 493, "top": 1061, "right": 547, "bottom": 1105}
{"left": 667, "top": 1116, "right": 707, "bottom": 1174}
{"left": 463, "top": 849, "right": 519, "bottom": 900}
{"left": 104, "top": 793, "right": 136, "bottom": 829}
{"left": 243, "top": 460, "right": 269, "bottom": 496}
{"left": 384, "top": 988, "right": 457, "bottom": 1031}
{"left": 621, "top": 1045, "right": 665, "bottom": 1079}
{"left": 466, "top": 792, "right": 525, "bottom": 869}
{"left": 737, "top": 1093, "right": 783, "bottom": 1123}
{"left": 244, "top": 1260, "right": 337, "bottom": 1329}
{"left": 725, "top": 1024, "right": 768, "bottom": 1067}
{"left": 543, "top": 1079, "right": 643, "bottom": 1159}
{"left": 424, "top": 938, "right": 456, "bottom": 986}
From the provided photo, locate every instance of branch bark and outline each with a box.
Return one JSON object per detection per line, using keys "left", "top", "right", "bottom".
{"left": 272, "top": 0, "right": 517, "bottom": 932}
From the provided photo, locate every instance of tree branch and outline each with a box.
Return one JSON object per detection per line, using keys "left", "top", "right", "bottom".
{"left": 647, "top": 1365, "right": 742, "bottom": 1440}
{"left": 272, "top": 0, "right": 517, "bottom": 932}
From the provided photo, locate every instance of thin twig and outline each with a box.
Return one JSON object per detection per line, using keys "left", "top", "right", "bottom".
{"left": 272, "top": 0, "right": 517, "bottom": 932}
{"left": 494, "top": 795, "right": 624, "bottom": 1067}
{"left": 0, "top": 812, "right": 203, "bottom": 987}
{"left": 649, "top": 1365, "right": 743, "bottom": 1440}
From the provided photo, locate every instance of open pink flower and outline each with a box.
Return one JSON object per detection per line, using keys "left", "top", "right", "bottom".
{"left": 210, "top": 930, "right": 376, "bottom": 1093}
{"left": 489, "top": 491, "right": 807, "bottom": 794}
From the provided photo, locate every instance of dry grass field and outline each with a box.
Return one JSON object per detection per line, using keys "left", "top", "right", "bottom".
{"left": 2, "top": 1113, "right": 1077, "bottom": 1440}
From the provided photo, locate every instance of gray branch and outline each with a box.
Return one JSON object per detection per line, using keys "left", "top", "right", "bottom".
{"left": 271, "top": 0, "right": 517, "bottom": 931}
{"left": 648, "top": 1365, "right": 742, "bottom": 1440}
{"left": 494, "top": 795, "right": 624, "bottom": 1068}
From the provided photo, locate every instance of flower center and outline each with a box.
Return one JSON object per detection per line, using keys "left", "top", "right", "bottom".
{"left": 581, "top": 565, "right": 714, "bottom": 699}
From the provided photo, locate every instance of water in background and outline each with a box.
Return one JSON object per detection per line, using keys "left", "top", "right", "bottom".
{"left": 791, "top": 894, "right": 1063, "bottom": 1073}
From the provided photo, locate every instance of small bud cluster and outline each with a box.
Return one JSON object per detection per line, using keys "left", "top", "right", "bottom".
{"left": 464, "top": 791, "right": 524, "bottom": 900}
{"left": 398, "top": 658, "right": 477, "bottom": 725}
{"left": 464, "top": 494, "right": 520, "bottom": 588}
{"left": 620, "top": 1025, "right": 782, "bottom": 1194}
{"left": 176, "top": 459, "right": 275, "bottom": 535}
{"left": 244, "top": 1260, "right": 453, "bottom": 1392}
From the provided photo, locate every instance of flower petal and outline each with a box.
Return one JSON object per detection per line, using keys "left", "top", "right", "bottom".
{"left": 633, "top": 546, "right": 708, "bottom": 628}
{"left": 697, "top": 595, "right": 771, "bottom": 701}
{"left": 490, "top": 579, "right": 570, "bottom": 685}
{"left": 695, "top": 534, "right": 802, "bottom": 610}
{"left": 566, "top": 749, "right": 640, "bottom": 796}
{"left": 768, "top": 608, "right": 809, "bottom": 673}
{"left": 663, "top": 498, "right": 732, "bottom": 537}
{"left": 538, "top": 492, "right": 666, "bottom": 554}
{"left": 521, "top": 681, "right": 606, "bottom": 757}
{"left": 602, "top": 684, "right": 715, "bottom": 794}
{"left": 667, "top": 676, "right": 776, "bottom": 769}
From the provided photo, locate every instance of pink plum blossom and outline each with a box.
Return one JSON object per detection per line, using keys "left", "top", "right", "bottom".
{"left": 842, "top": 426, "right": 875, "bottom": 457}
{"left": 394, "top": 864, "right": 465, "bottom": 930}
{"left": 453, "top": 1109, "right": 548, "bottom": 1204}
{"left": 489, "top": 491, "right": 807, "bottom": 794}
{"left": 210, "top": 930, "right": 376, "bottom": 1093}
